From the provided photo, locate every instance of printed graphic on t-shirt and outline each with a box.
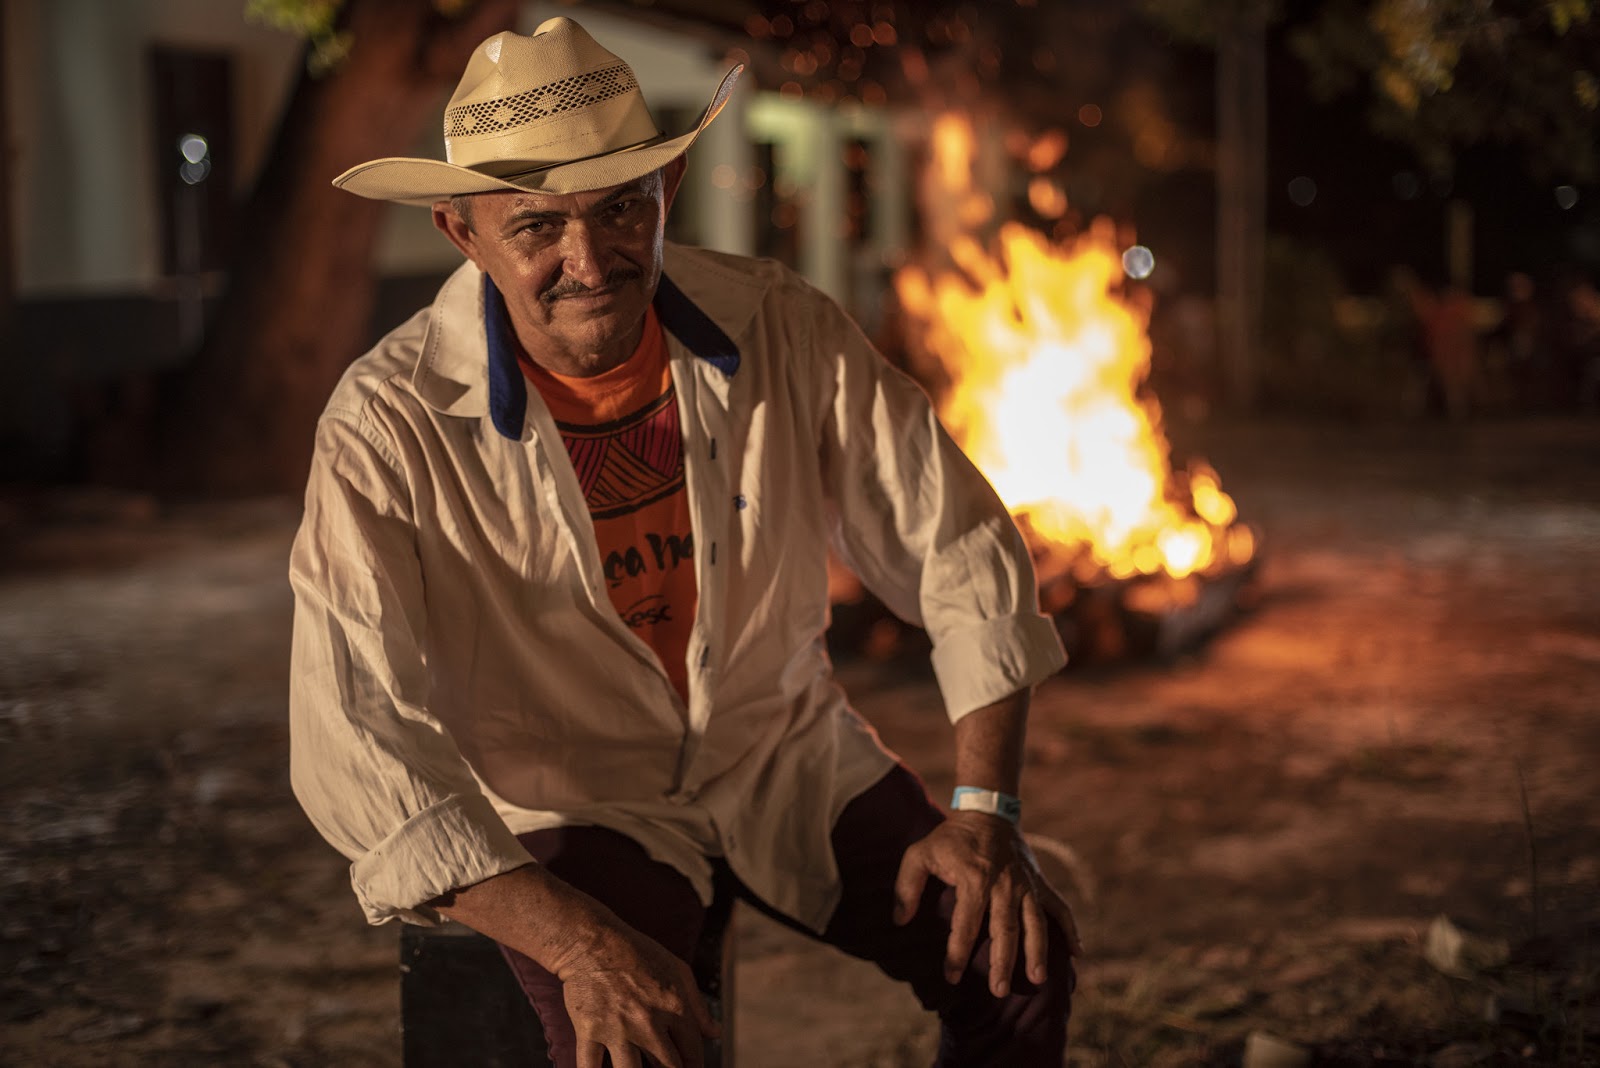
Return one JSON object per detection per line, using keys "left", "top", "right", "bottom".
{"left": 554, "top": 384, "right": 695, "bottom": 669}
{"left": 522, "top": 309, "right": 697, "bottom": 704}
{"left": 556, "top": 390, "right": 684, "bottom": 520}
{"left": 601, "top": 529, "right": 695, "bottom": 592}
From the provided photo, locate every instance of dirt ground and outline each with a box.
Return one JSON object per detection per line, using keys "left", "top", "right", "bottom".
{"left": 2, "top": 417, "right": 1598, "bottom": 1067}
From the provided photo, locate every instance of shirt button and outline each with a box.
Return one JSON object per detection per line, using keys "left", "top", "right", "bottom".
{"left": 733, "top": 494, "right": 747, "bottom": 510}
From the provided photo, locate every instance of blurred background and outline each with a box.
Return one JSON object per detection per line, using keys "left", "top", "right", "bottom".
{"left": 2, "top": 2, "right": 1598, "bottom": 1066}
{"left": 3, "top": 0, "right": 1597, "bottom": 489}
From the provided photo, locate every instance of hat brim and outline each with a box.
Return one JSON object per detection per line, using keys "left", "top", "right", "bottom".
{"left": 333, "top": 65, "right": 742, "bottom": 207}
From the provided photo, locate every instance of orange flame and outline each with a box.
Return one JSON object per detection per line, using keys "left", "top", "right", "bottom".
{"left": 896, "top": 116, "right": 1253, "bottom": 587}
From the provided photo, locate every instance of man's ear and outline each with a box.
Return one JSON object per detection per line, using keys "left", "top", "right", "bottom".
{"left": 432, "top": 200, "right": 480, "bottom": 265}
{"left": 661, "top": 156, "right": 688, "bottom": 213}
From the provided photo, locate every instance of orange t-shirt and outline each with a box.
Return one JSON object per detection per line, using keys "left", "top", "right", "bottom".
{"left": 519, "top": 308, "right": 698, "bottom": 705}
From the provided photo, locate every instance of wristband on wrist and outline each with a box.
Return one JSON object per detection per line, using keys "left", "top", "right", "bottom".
{"left": 951, "top": 786, "right": 1022, "bottom": 825}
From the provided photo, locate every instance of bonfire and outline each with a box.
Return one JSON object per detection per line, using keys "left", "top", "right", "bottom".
{"left": 893, "top": 114, "right": 1255, "bottom": 623}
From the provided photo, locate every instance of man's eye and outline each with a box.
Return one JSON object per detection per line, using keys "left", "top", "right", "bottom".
{"left": 610, "top": 199, "right": 636, "bottom": 215}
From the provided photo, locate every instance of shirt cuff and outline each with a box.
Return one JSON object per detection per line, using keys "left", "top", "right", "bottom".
{"left": 930, "top": 611, "right": 1067, "bottom": 721}
{"left": 349, "top": 792, "right": 534, "bottom": 926}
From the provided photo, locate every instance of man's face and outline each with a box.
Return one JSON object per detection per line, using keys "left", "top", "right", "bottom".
{"left": 433, "top": 163, "right": 681, "bottom": 376}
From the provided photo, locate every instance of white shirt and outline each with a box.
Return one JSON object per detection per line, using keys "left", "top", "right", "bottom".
{"left": 288, "top": 244, "right": 1066, "bottom": 932}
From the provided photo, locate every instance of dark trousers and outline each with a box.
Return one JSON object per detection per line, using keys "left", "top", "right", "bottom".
{"left": 497, "top": 764, "right": 1074, "bottom": 1067}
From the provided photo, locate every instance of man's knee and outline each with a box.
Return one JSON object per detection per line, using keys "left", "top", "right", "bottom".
{"left": 934, "top": 915, "right": 1074, "bottom": 1066}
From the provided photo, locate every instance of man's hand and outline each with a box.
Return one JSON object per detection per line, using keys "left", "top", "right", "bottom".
{"left": 892, "top": 810, "right": 1081, "bottom": 997}
{"left": 436, "top": 863, "right": 717, "bottom": 1068}
{"left": 551, "top": 919, "right": 720, "bottom": 1068}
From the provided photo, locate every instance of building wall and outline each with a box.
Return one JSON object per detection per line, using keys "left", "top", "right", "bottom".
{"left": 7, "top": 0, "right": 301, "bottom": 294}
{"left": 1, "top": 1, "right": 917, "bottom": 479}
{"left": 4, "top": 0, "right": 773, "bottom": 293}
{"left": 6, "top": 0, "right": 923, "bottom": 292}
{"left": 4, "top": 0, "right": 914, "bottom": 303}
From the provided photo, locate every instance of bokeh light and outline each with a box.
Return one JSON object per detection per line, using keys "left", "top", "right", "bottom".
{"left": 1027, "top": 177, "right": 1068, "bottom": 219}
{"left": 1122, "top": 244, "right": 1155, "bottom": 280}
{"left": 179, "top": 133, "right": 209, "bottom": 165}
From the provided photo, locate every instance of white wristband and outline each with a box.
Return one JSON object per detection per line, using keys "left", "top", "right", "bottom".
{"left": 951, "top": 787, "right": 1022, "bottom": 825}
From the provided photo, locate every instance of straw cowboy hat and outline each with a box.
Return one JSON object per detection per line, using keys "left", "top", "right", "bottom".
{"left": 333, "top": 17, "right": 742, "bottom": 206}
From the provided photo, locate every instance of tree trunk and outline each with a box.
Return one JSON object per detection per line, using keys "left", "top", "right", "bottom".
{"left": 163, "top": 0, "right": 517, "bottom": 496}
{"left": 1215, "top": 14, "right": 1267, "bottom": 413}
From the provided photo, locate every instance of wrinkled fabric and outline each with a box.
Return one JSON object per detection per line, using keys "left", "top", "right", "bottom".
{"left": 288, "top": 244, "right": 1066, "bottom": 931}
{"left": 496, "top": 766, "right": 1073, "bottom": 1068}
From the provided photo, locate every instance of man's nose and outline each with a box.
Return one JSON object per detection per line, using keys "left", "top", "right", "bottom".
{"left": 557, "top": 221, "right": 613, "bottom": 287}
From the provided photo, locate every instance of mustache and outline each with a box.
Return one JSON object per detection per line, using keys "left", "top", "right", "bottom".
{"left": 541, "top": 267, "right": 643, "bottom": 304}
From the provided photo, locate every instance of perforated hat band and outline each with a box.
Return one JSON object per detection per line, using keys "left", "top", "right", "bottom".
{"left": 445, "top": 63, "right": 639, "bottom": 140}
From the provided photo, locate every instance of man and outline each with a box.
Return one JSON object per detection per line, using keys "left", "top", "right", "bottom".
{"left": 291, "top": 17, "right": 1077, "bottom": 1068}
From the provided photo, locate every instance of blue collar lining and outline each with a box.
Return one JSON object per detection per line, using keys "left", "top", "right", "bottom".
{"left": 654, "top": 273, "right": 742, "bottom": 377}
{"left": 484, "top": 276, "right": 528, "bottom": 442}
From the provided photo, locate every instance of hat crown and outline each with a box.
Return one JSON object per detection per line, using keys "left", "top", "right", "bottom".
{"left": 441, "top": 18, "right": 661, "bottom": 173}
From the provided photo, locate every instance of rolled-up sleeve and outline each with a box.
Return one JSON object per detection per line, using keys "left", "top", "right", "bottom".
{"left": 804, "top": 284, "right": 1067, "bottom": 720}
{"left": 289, "top": 409, "right": 532, "bottom": 925}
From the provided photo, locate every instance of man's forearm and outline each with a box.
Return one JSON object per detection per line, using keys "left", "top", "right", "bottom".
{"left": 897, "top": 683, "right": 1080, "bottom": 993}
{"left": 432, "top": 862, "right": 615, "bottom": 976}
{"left": 951, "top": 687, "right": 1030, "bottom": 798}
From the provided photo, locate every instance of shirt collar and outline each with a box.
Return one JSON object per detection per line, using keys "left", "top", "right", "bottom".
{"left": 483, "top": 270, "right": 743, "bottom": 442}
{"left": 413, "top": 245, "right": 764, "bottom": 434}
